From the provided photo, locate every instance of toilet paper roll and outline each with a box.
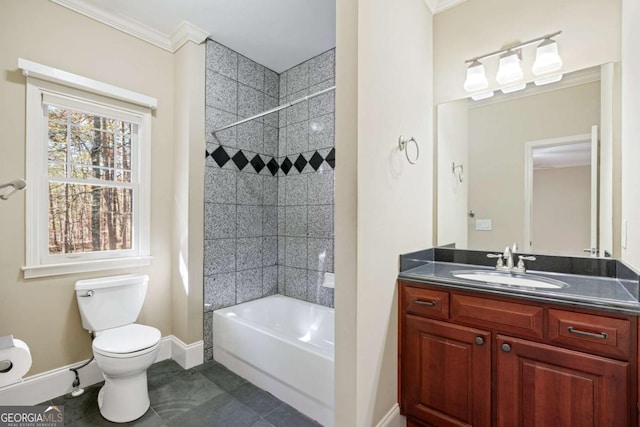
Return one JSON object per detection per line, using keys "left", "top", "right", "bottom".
{"left": 0, "top": 339, "right": 32, "bottom": 388}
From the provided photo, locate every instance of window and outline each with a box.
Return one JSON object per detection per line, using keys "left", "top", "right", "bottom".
{"left": 22, "top": 61, "right": 154, "bottom": 278}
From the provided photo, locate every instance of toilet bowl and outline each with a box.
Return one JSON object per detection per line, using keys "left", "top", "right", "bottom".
{"left": 92, "top": 324, "right": 161, "bottom": 422}
{"left": 75, "top": 275, "right": 161, "bottom": 423}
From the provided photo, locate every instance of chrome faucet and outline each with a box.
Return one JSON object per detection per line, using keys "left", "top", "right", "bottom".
{"left": 503, "top": 246, "right": 515, "bottom": 270}
{"left": 516, "top": 255, "right": 536, "bottom": 273}
{"left": 487, "top": 243, "right": 535, "bottom": 273}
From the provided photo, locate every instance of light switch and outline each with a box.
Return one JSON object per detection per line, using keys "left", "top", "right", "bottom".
{"left": 475, "top": 219, "right": 492, "bottom": 231}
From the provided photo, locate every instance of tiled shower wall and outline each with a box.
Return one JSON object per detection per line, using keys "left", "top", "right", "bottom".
{"left": 203, "top": 40, "right": 335, "bottom": 360}
{"left": 277, "top": 49, "right": 335, "bottom": 307}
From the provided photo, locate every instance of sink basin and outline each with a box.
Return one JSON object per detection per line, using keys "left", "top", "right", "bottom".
{"left": 451, "top": 270, "right": 567, "bottom": 289}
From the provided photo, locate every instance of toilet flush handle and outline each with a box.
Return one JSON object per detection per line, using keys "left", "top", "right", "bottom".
{"left": 78, "top": 290, "right": 94, "bottom": 298}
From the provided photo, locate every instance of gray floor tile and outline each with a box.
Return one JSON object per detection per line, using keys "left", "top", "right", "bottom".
{"left": 149, "top": 370, "right": 223, "bottom": 421}
{"left": 251, "top": 419, "right": 275, "bottom": 427}
{"left": 264, "top": 403, "right": 322, "bottom": 427}
{"left": 229, "top": 383, "right": 282, "bottom": 417}
{"left": 52, "top": 383, "right": 102, "bottom": 424}
{"left": 148, "top": 359, "right": 186, "bottom": 391}
{"left": 168, "top": 393, "right": 259, "bottom": 427}
{"left": 197, "top": 362, "right": 247, "bottom": 392}
{"left": 47, "top": 359, "right": 313, "bottom": 427}
{"left": 67, "top": 407, "right": 165, "bottom": 427}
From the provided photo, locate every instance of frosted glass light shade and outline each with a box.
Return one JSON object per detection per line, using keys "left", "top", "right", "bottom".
{"left": 463, "top": 60, "right": 488, "bottom": 92}
{"left": 532, "top": 39, "right": 563, "bottom": 76}
{"left": 534, "top": 74, "right": 563, "bottom": 86}
{"left": 500, "top": 82, "right": 527, "bottom": 94}
{"left": 496, "top": 51, "right": 523, "bottom": 85}
{"left": 471, "top": 91, "right": 494, "bottom": 101}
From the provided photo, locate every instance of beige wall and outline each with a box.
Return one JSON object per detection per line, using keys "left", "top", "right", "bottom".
{"left": 436, "top": 100, "right": 468, "bottom": 248}
{"left": 532, "top": 166, "right": 590, "bottom": 256}
{"left": 0, "top": 2, "right": 177, "bottom": 375}
{"left": 334, "top": 0, "right": 358, "bottom": 424}
{"left": 171, "top": 42, "right": 205, "bottom": 344}
{"left": 434, "top": 0, "right": 621, "bottom": 104}
{"left": 621, "top": 0, "right": 640, "bottom": 269}
{"left": 467, "top": 82, "right": 600, "bottom": 252}
{"left": 334, "top": 0, "right": 434, "bottom": 425}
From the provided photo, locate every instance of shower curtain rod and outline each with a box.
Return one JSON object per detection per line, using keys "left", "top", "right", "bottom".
{"left": 212, "top": 85, "right": 336, "bottom": 134}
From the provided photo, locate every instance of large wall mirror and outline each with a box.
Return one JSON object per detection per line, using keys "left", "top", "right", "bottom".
{"left": 436, "top": 64, "right": 618, "bottom": 258}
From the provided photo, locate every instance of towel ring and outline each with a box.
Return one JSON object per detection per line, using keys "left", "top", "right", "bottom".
{"left": 398, "top": 136, "right": 419, "bottom": 165}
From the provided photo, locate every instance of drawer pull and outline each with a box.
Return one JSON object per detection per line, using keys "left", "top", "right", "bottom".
{"left": 413, "top": 299, "right": 436, "bottom": 307}
{"left": 567, "top": 326, "right": 608, "bottom": 340}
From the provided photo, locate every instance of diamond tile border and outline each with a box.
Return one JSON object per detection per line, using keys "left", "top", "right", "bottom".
{"left": 206, "top": 145, "right": 335, "bottom": 175}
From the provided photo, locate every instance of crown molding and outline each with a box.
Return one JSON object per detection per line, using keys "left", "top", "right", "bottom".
{"left": 170, "top": 21, "right": 210, "bottom": 51}
{"left": 424, "top": 0, "right": 468, "bottom": 14}
{"left": 50, "top": 0, "right": 210, "bottom": 52}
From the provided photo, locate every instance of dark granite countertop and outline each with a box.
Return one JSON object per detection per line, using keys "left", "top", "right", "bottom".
{"left": 399, "top": 248, "right": 640, "bottom": 315}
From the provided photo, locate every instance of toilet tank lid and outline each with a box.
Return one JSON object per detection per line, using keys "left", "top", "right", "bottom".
{"left": 75, "top": 274, "right": 149, "bottom": 291}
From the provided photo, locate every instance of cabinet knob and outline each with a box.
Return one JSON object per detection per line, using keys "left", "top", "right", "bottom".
{"left": 475, "top": 337, "right": 484, "bottom": 345}
{"left": 501, "top": 343, "right": 511, "bottom": 353}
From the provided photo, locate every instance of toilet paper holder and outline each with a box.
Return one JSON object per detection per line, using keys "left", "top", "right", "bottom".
{"left": 0, "top": 335, "right": 15, "bottom": 374}
{"left": 0, "top": 360, "right": 12, "bottom": 373}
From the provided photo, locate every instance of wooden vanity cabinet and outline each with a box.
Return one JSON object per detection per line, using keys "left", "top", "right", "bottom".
{"left": 398, "top": 280, "right": 637, "bottom": 427}
{"left": 403, "top": 316, "right": 491, "bottom": 426}
{"left": 496, "top": 335, "right": 629, "bottom": 427}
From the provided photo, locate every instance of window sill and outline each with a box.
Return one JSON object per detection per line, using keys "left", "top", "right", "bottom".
{"left": 22, "top": 256, "right": 153, "bottom": 279}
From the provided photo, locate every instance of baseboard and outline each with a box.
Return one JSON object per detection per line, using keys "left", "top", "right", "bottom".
{"left": 0, "top": 335, "right": 201, "bottom": 405}
{"left": 170, "top": 336, "right": 203, "bottom": 369}
{"left": 376, "top": 403, "right": 406, "bottom": 427}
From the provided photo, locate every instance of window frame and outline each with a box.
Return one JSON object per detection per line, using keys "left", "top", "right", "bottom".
{"left": 23, "top": 77, "right": 152, "bottom": 279}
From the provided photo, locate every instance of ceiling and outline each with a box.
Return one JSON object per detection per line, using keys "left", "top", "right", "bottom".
{"left": 55, "top": 0, "right": 336, "bottom": 73}
{"left": 51, "top": 0, "right": 467, "bottom": 72}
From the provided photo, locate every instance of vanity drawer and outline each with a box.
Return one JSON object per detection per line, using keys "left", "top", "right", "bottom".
{"left": 450, "top": 294, "right": 544, "bottom": 339}
{"left": 403, "top": 286, "right": 449, "bottom": 320}
{"left": 547, "top": 309, "right": 631, "bottom": 360}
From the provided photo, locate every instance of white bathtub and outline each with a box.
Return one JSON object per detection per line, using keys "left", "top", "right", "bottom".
{"left": 212, "top": 294, "right": 334, "bottom": 426}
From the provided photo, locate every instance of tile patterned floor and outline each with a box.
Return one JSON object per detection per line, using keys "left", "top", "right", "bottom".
{"left": 40, "top": 360, "right": 322, "bottom": 427}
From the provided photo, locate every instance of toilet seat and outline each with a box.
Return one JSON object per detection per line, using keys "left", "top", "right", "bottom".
{"left": 93, "top": 324, "right": 161, "bottom": 358}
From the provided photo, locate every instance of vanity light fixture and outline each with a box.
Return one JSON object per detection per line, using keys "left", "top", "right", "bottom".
{"left": 500, "top": 82, "right": 527, "bottom": 94}
{"left": 496, "top": 50, "right": 523, "bottom": 85}
{"left": 534, "top": 74, "right": 563, "bottom": 86}
{"left": 532, "top": 38, "right": 563, "bottom": 76}
{"left": 464, "top": 60, "right": 489, "bottom": 92}
{"left": 470, "top": 91, "right": 494, "bottom": 101}
{"left": 463, "top": 30, "right": 562, "bottom": 97}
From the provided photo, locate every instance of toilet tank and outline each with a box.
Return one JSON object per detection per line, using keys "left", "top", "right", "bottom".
{"left": 75, "top": 274, "right": 149, "bottom": 332}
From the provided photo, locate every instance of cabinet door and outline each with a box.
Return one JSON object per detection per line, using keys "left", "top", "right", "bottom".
{"left": 496, "top": 335, "right": 629, "bottom": 427}
{"left": 403, "top": 316, "right": 491, "bottom": 427}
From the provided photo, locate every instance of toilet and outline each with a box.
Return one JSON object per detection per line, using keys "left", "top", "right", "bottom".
{"left": 75, "top": 274, "right": 161, "bottom": 423}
